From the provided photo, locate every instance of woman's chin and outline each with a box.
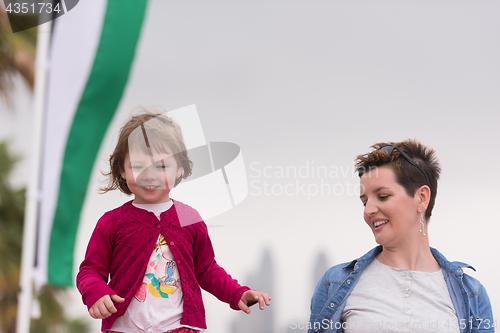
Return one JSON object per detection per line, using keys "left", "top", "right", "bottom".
{"left": 373, "top": 234, "right": 388, "bottom": 246}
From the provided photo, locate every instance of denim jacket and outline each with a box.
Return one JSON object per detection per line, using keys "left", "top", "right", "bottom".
{"left": 308, "top": 246, "right": 495, "bottom": 333}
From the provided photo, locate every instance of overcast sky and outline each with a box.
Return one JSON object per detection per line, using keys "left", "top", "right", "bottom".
{"left": 1, "top": 1, "right": 499, "bottom": 332}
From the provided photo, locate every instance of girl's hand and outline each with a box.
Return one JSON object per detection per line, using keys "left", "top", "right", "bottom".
{"left": 238, "top": 290, "right": 271, "bottom": 314}
{"left": 89, "top": 294, "right": 125, "bottom": 319}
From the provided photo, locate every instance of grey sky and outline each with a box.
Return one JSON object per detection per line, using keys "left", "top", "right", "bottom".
{"left": 1, "top": 1, "right": 499, "bottom": 332}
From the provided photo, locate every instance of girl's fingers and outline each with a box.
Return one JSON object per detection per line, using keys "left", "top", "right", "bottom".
{"left": 93, "top": 306, "right": 105, "bottom": 319}
{"left": 238, "top": 299, "right": 251, "bottom": 314}
{"left": 89, "top": 294, "right": 123, "bottom": 319}
{"left": 104, "top": 299, "right": 117, "bottom": 314}
{"left": 89, "top": 308, "right": 96, "bottom": 319}
{"left": 110, "top": 294, "right": 125, "bottom": 303}
{"left": 257, "top": 293, "right": 271, "bottom": 308}
{"left": 265, "top": 294, "right": 272, "bottom": 305}
{"left": 258, "top": 296, "right": 265, "bottom": 310}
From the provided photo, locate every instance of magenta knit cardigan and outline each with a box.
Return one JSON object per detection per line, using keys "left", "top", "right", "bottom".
{"left": 76, "top": 200, "right": 249, "bottom": 331}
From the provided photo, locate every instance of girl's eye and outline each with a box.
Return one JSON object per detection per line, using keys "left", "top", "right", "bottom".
{"left": 132, "top": 166, "right": 143, "bottom": 170}
{"left": 379, "top": 195, "right": 389, "bottom": 201}
{"left": 156, "top": 164, "right": 167, "bottom": 169}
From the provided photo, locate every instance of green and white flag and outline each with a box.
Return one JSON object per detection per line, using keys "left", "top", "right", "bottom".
{"left": 36, "top": 0, "right": 149, "bottom": 287}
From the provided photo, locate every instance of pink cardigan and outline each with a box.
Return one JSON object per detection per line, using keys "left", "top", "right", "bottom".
{"left": 76, "top": 200, "right": 249, "bottom": 331}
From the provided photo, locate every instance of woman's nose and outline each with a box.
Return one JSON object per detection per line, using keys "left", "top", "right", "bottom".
{"left": 364, "top": 200, "right": 378, "bottom": 216}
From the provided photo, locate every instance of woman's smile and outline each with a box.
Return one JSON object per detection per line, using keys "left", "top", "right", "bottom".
{"left": 372, "top": 219, "right": 389, "bottom": 229}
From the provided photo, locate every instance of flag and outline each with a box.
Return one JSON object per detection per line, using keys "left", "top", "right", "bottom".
{"left": 36, "top": 0, "right": 149, "bottom": 287}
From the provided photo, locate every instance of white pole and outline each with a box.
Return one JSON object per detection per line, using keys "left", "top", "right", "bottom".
{"left": 15, "top": 19, "right": 52, "bottom": 333}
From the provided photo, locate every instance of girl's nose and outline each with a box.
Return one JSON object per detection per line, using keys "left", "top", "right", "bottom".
{"left": 140, "top": 164, "right": 156, "bottom": 179}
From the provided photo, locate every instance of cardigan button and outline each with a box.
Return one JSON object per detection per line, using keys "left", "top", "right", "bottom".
{"left": 170, "top": 241, "right": 174, "bottom": 246}
{"left": 157, "top": 224, "right": 161, "bottom": 229}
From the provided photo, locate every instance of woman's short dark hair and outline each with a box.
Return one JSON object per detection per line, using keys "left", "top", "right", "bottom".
{"left": 355, "top": 139, "right": 441, "bottom": 221}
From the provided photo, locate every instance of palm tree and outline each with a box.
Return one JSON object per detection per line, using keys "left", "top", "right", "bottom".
{"left": 0, "top": 142, "right": 88, "bottom": 333}
{"left": 0, "top": 141, "right": 25, "bottom": 333}
{"left": 0, "top": 6, "right": 37, "bottom": 106}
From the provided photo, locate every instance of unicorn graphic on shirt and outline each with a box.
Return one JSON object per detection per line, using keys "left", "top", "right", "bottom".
{"left": 134, "top": 234, "right": 181, "bottom": 302}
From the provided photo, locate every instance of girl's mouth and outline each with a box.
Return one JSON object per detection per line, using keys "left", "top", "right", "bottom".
{"left": 140, "top": 185, "right": 160, "bottom": 190}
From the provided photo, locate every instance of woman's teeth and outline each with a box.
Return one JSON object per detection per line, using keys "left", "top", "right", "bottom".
{"left": 374, "top": 220, "right": 389, "bottom": 227}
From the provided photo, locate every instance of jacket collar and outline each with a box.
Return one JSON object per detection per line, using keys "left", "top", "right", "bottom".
{"left": 342, "top": 246, "right": 382, "bottom": 270}
{"left": 342, "top": 245, "right": 475, "bottom": 276}
{"left": 430, "top": 247, "right": 475, "bottom": 276}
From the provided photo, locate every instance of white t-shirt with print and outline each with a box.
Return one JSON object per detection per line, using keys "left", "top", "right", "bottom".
{"left": 110, "top": 201, "right": 202, "bottom": 333}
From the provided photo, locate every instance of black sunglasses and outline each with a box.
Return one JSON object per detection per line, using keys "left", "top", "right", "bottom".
{"left": 378, "top": 144, "right": 431, "bottom": 190}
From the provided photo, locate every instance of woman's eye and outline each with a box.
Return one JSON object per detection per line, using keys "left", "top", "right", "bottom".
{"left": 156, "top": 164, "right": 167, "bottom": 169}
{"left": 361, "top": 201, "right": 367, "bottom": 207}
{"left": 132, "top": 166, "right": 143, "bottom": 170}
{"left": 379, "top": 195, "right": 389, "bottom": 201}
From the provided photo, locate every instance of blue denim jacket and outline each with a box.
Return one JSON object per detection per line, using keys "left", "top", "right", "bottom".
{"left": 308, "top": 246, "right": 495, "bottom": 333}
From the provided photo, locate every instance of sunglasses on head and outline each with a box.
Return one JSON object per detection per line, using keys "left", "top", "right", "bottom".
{"left": 378, "top": 144, "right": 431, "bottom": 190}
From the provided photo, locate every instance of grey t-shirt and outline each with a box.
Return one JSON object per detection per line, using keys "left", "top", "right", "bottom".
{"left": 342, "top": 258, "right": 460, "bottom": 332}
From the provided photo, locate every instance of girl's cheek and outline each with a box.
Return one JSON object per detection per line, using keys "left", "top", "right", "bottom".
{"left": 161, "top": 169, "right": 167, "bottom": 182}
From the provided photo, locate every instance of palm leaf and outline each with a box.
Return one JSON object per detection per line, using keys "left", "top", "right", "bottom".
{"left": 0, "top": 7, "right": 36, "bottom": 106}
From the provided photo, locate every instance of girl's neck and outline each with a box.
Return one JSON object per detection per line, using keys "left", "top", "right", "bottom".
{"left": 132, "top": 200, "right": 173, "bottom": 219}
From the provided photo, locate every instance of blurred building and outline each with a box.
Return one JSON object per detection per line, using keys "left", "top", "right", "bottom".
{"left": 230, "top": 249, "right": 274, "bottom": 333}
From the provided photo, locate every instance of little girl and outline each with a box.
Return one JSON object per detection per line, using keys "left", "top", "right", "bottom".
{"left": 77, "top": 111, "right": 271, "bottom": 333}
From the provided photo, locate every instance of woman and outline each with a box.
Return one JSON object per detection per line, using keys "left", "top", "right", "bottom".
{"left": 308, "top": 140, "right": 494, "bottom": 333}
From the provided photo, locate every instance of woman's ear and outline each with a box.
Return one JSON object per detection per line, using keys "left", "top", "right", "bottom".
{"left": 417, "top": 185, "right": 431, "bottom": 211}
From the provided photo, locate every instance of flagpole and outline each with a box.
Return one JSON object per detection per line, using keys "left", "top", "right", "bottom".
{"left": 16, "top": 19, "right": 52, "bottom": 333}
